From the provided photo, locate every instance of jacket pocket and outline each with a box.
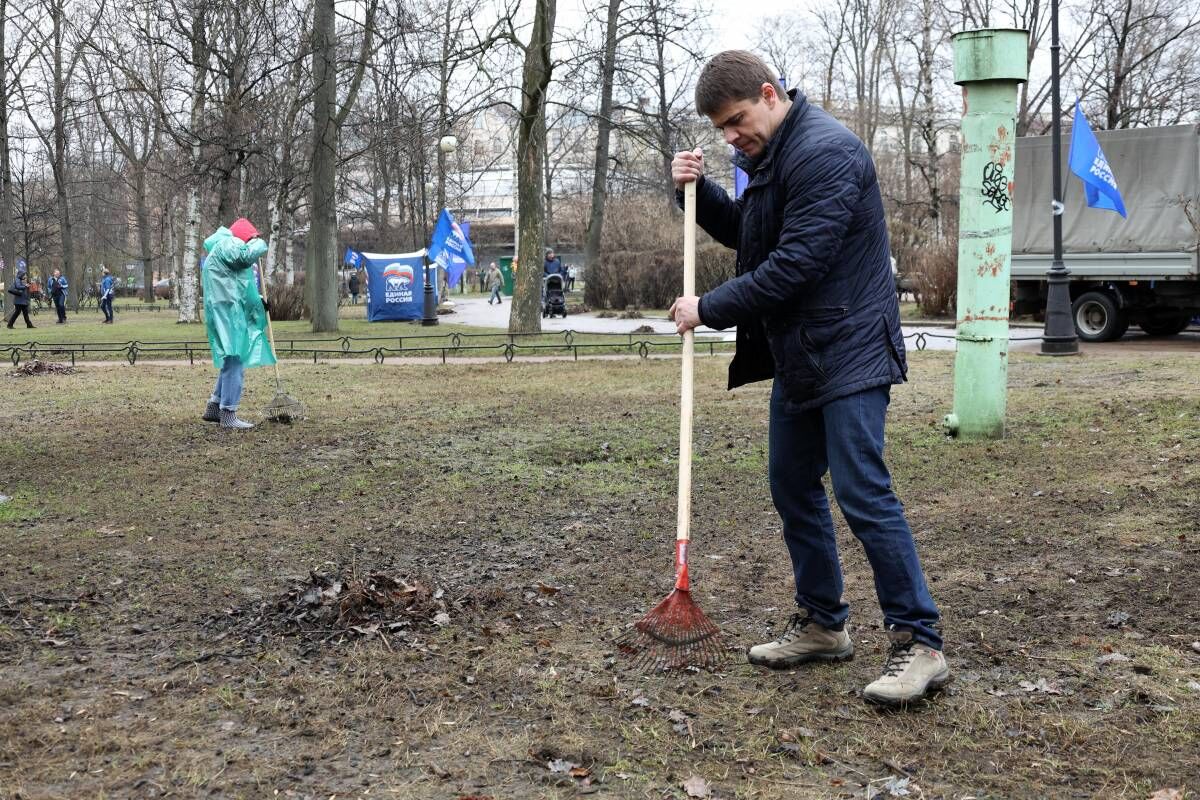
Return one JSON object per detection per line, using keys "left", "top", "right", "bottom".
{"left": 768, "top": 320, "right": 832, "bottom": 405}
{"left": 880, "top": 313, "right": 908, "bottom": 380}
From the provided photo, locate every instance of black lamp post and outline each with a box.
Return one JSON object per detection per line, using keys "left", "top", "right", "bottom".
{"left": 1040, "top": 0, "right": 1079, "bottom": 355}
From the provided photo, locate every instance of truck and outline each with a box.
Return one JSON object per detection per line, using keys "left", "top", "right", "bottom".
{"left": 1010, "top": 124, "right": 1200, "bottom": 341}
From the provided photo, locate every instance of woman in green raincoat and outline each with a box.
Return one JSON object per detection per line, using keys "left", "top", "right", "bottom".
{"left": 201, "top": 217, "right": 275, "bottom": 429}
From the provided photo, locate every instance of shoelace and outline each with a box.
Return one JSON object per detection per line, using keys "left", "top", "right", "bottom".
{"left": 881, "top": 640, "right": 918, "bottom": 677}
{"left": 776, "top": 612, "right": 813, "bottom": 644}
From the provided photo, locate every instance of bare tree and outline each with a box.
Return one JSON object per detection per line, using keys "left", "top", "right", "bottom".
{"left": 306, "top": 0, "right": 377, "bottom": 332}
{"left": 510, "top": 0, "right": 556, "bottom": 333}
{"left": 753, "top": 13, "right": 814, "bottom": 91}
{"left": 85, "top": 3, "right": 165, "bottom": 305}
{"left": 15, "top": 0, "right": 103, "bottom": 308}
{"left": 0, "top": 0, "right": 31, "bottom": 292}
{"left": 618, "top": 0, "right": 706, "bottom": 204}
{"left": 581, "top": 0, "right": 622, "bottom": 277}
{"left": 1086, "top": 0, "right": 1200, "bottom": 128}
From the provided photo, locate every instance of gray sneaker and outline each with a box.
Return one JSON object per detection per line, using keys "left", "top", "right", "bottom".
{"left": 202, "top": 401, "right": 220, "bottom": 422}
{"left": 747, "top": 613, "right": 854, "bottom": 669}
{"left": 219, "top": 409, "right": 254, "bottom": 430}
{"left": 862, "top": 629, "right": 950, "bottom": 706}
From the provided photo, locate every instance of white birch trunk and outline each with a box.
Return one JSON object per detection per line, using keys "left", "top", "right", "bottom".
{"left": 177, "top": 144, "right": 201, "bottom": 323}
{"left": 266, "top": 196, "right": 281, "bottom": 283}
{"left": 284, "top": 213, "right": 295, "bottom": 285}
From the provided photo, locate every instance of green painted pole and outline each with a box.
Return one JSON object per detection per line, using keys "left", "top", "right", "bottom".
{"left": 943, "top": 28, "right": 1029, "bottom": 439}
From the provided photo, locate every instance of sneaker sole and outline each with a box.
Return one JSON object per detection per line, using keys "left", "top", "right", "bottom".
{"left": 747, "top": 647, "right": 855, "bottom": 670}
{"left": 862, "top": 671, "right": 953, "bottom": 707}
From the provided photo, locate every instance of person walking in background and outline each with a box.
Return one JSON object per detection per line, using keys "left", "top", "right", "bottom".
{"left": 48, "top": 269, "right": 68, "bottom": 324}
{"left": 99, "top": 267, "right": 115, "bottom": 324}
{"left": 5, "top": 267, "right": 34, "bottom": 329}
{"left": 566, "top": 264, "right": 577, "bottom": 292}
{"left": 486, "top": 262, "right": 503, "bottom": 304}
{"left": 348, "top": 270, "right": 361, "bottom": 305}
{"left": 200, "top": 217, "right": 275, "bottom": 430}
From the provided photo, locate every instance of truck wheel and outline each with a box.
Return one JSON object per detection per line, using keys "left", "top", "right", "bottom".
{"left": 1138, "top": 313, "right": 1192, "bottom": 337}
{"left": 1072, "top": 291, "right": 1129, "bottom": 342}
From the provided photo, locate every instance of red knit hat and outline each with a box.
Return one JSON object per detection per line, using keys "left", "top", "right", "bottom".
{"left": 230, "top": 217, "right": 259, "bottom": 241}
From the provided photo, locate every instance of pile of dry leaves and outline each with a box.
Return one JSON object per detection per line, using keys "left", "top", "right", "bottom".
{"left": 273, "top": 568, "right": 451, "bottom": 640}
{"left": 9, "top": 359, "right": 75, "bottom": 377}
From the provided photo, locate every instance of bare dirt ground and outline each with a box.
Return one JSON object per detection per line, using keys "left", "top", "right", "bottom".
{"left": 1, "top": 351, "right": 1198, "bottom": 799}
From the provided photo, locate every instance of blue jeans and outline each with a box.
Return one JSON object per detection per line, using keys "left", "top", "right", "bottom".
{"left": 210, "top": 357, "right": 245, "bottom": 411}
{"left": 489, "top": 286, "right": 502, "bottom": 303}
{"left": 769, "top": 383, "right": 942, "bottom": 649}
{"left": 53, "top": 295, "right": 66, "bottom": 322}
{"left": 100, "top": 296, "right": 113, "bottom": 321}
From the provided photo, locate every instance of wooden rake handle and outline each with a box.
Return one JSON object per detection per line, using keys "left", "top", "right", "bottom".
{"left": 674, "top": 181, "right": 697, "bottom": 589}
{"left": 257, "top": 264, "right": 284, "bottom": 391}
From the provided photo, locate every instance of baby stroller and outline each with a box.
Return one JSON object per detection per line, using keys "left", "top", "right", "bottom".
{"left": 543, "top": 273, "right": 567, "bottom": 318}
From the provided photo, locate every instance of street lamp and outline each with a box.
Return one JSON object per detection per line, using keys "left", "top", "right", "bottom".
{"left": 421, "top": 135, "right": 457, "bottom": 326}
{"left": 1040, "top": 0, "right": 1079, "bottom": 355}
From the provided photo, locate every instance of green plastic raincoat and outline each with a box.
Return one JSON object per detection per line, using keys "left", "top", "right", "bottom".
{"left": 202, "top": 227, "right": 276, "bottom": 369}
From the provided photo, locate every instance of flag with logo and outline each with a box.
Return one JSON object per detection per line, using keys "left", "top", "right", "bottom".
{"left": 1068, "top": 101, "right": 1127, "bottom": 218}
{"left": 427, "top": 209, "right": 474, "bottom": 289}
{"left": 344, "top": 247, "right": 362, "bottom": 268}
{"left": 360, "top": 250, "right": 428, "bottom": 321}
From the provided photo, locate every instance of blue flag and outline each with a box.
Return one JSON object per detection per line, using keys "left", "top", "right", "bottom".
{"left": 427, "top": 208, "right": 474, "bottom": 289}
{"left": 733, "top": 164, "right": 749, "bottom": 199}
{"left": 361, "top": 251, "right": 428, "bottom": 321}
{"left": 344, "top": 247, "right": 362, "bottom": 267}
{"left": 1068, "top": 101, "right": 1127, "bottom": 218}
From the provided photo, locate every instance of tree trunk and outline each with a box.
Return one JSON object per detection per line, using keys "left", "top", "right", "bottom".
{"left": 582, "top": 0, "right": 622, "bottom": 277}
{"left": 266, "top": 196, "right": 282, "bottom": 280}
{"left": 135, "top": 168, "right": 154, "bottom": 303}
{"left": 656, "top": 38, "right": 673, "bottom": 205}
{"left": 179, "top": 155, "right": 202, "bottom": 323}
{"left": 509, "top": 0, "right": 556, "bottom": 334}
{"left": 284, "top": 212, "right": 295, "bottom": 285}
{"left": 306, "top": 0, "right": 376, "bottom": 330}
{"left": 0, "top": 0, "right": 14, "bottom": 294}
{"left": 919, "top": 1, "right": 940, "bottom": 237}
{"left": 50, "top": 1, "right": 78, "bottom": 309}
{"left": 169, "top": 203, "right": 181, "bottom": 309}
{"left": 307, "top": 0, "right": 339, "bottom": 331}
{"left": 178, "top": 8, "right": 207, "bottom": 323}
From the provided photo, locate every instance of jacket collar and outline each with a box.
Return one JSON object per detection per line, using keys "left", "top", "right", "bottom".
{"left": 732, "top": 89, "right": 807, "bottom": 175}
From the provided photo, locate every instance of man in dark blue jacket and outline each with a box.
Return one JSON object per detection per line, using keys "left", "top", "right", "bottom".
{"left": 6, "top": 268, "right": 35, "bottom": 328}
{"left": 669, "top": 50, "right": 946, "bottom": 706}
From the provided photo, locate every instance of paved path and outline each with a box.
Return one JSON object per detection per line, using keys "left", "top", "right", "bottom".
{"left": 443, "top": 296, "right": 973, "bottom": 351}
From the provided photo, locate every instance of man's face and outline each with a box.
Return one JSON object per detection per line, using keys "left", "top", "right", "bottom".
{"left": 546, "top": 252, "right": 555, "bottom": 260}
{"left": 707, "top": 84, "right": 785, "bottom": 159}
{"left": 53, "top": 270, "right": 60, "bottom": 277}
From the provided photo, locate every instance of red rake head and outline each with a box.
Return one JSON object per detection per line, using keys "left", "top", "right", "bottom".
{"left": 616, "top": 588, "right": 730, "bottom": 672}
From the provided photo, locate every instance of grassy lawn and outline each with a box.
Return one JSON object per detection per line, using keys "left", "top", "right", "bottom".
{"left": 1, "top": 351, "right": 1198, "bottom": 798}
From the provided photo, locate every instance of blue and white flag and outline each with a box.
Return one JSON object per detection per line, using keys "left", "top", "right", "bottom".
{"left": 427, "top": 208, "right": 474, "bottom": 289}
{"left": 344, "top": 247, "right": 362, "bottom": 268}
{"left": 1068, "top": 101, "right": 1127, "bottom": 218}
{"left": 361, "top": 251, "right": 428, "bottom": 321}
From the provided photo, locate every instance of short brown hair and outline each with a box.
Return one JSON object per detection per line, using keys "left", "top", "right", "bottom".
{"left": 694, "top": 50, "right": 784, "bottom": 117}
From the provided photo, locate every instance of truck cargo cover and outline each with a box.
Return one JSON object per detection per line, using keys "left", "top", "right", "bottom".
{"left": 1012, "top": 124, "right": 1200, "bottom": 254}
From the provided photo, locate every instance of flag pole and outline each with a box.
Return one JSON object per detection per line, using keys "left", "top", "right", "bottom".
{"left": 1040, "top": 0, "right": 1079, "bottom": 355}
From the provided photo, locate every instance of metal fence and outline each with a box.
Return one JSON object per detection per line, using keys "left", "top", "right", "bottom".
{"left": 0, "top": 328, "right": 988, "bottom": 368}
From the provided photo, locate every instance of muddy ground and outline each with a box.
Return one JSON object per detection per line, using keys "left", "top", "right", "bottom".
{"left": 1, "top": 351, "right": 1198, "bottom": 799}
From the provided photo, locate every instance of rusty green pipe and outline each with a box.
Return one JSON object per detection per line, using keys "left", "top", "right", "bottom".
{"left": 943, "top": 28, "right": 1029, "bottom": 439}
